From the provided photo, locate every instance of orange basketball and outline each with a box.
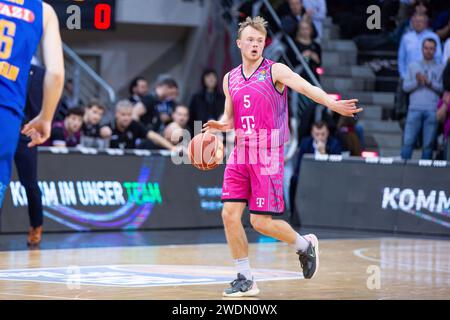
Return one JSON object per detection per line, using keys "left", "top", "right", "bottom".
{"left": 188, "top": 133, "right": 224, "bottom": 170}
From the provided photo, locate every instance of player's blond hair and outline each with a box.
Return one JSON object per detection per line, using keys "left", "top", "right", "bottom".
{"left": 237, "top": 16, "right": 268, "bottom": 39}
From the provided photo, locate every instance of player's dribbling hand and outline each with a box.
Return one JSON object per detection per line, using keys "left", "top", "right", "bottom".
{"left": 202, "top": 120, "right": 232, "bottom": 134}
{"left": 331, "top": 99, "right": 363, "bottom": 117}
{"left": 21, "top": 115, "right": 52, "bottom": 148}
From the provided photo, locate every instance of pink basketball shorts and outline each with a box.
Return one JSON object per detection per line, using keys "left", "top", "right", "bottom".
{"left": 221, "top": 145, "right": 285, "bottom": 215}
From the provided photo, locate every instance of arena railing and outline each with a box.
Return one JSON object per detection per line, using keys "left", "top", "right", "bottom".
{"left": 63, "top": 43, "right": 116, "bottom": 109}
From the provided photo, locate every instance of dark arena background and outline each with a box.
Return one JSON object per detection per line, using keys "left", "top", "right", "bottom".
{"left": 0, "top": 0, "right": 448, "bottom": 309}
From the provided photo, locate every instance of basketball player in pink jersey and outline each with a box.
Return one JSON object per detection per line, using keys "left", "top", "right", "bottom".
{"left": 203, "top": 17, "right": 362, "bottom": 297}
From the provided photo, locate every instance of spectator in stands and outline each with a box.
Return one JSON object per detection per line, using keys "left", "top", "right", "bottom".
{"left": 289, "top": 121, "right": 341, "bottom": 220}
{"left": 401, "top": 38, "right": 444, "bottom": 159}
{"left": 296, "top": 121, "right": 342, "bottom": 160}
{"left": 61, "top": 79, "right": 82, "bottom": 110}
{"left": 287, "top": 19, "right": 321, "bottom": 83}
{"left": 398, "top": 13, "right": 442, "bottom": 81}
{"left": 133, "top": 77, "right": 179, "bottom": 134}
{"left": 279, "top": 0, "right": 318, "bottom": 39}
{"left": 188, "top": 69, "right": 225, "bottom": 134}
{"left": 436, "top": 91, "right": 450, "bottom": 160}
{"left": 164, "top": 104, "right": 190, "bottom": 145}
{"left": 103, "top": 100, "right": 175, "bottom": 151}
{"left": 128, "top": 76, "right": 149, "bottom": 104}
{"left": 48, "top": 107, "right": 84, "bottom": 147}
{"left": 80, "top": 100, "right": 109, "bottom": 149}
{"left": 302, "top": 0, "right": 326, "bottom": 40}
{"left": 336, "top": 116, "right": 363, "bottom": 156}
{"left": 395, "top": 12, "right": 442, "bottom": 125}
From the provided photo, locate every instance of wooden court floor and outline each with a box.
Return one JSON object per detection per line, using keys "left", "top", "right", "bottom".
{"left": 0, "top": 237, "right": 448, "bottom": 300}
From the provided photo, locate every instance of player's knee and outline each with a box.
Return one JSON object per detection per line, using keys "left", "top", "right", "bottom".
{"left": 221, "top": 207, "right": 240, "bottom": 226}
{"left": 250, "top": 215, "right": 270, "bottom": 234}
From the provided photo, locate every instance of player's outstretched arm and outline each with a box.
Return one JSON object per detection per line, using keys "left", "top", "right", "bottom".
{"left": 22, "top": 3, "right": 65, "bottom": 147}
{"left": 147, "top": 130, "right": 177, "bottom": 152}
{"left": 202, "top": 73, "right": 234, "bottom": 133}
{"left": 271, "top": 63, "right": 363, "bottom": 117}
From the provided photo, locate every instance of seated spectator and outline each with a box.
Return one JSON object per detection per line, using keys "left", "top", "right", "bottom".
{"left": 164, "top": 104, "right": 189, "bottom": 145}
{"left": 128, "top": 76, "right": 149, "bottom": 104}
{"left": 80, "top": 100, "right": 109, "bottom": 149}
{"left": 133, "top": 77, "right": 179, "bottom": 133}
{"left": 289, "top": 121, "right": 341, "bottom": 220}
{"left": 302, "top": 0, "right": 326, "bottom": 40}
{"left": 48, "top": 107, "right": 84, "bottom": 147}
{"left": 296, "top": 121, "right": 342, "bottom": 160}
{"left": 279, "top": 0, "right": 318, "bottom": 40}
{"left": 336, "top": 116, "right": 363, "bottom": 156}
{"left": 401, "top": 38, "right": 444, "bottom": 159}
{"left": 286, "top": 19, "right": 321, "bottom": 83}
{"left": 436, "top": 91, "right": 450, "bottom": 160}
{"left": 188, "top": 69, "right": 225, "bottom": 134}
{"left": 103, "top": 100, "right": 175, "bottom": 151}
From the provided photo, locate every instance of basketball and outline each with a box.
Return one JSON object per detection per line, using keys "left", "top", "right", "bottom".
{"left": 188, "top": 132, "right": 224, "bottom": 170}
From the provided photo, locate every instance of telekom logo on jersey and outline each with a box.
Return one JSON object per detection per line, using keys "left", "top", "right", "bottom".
{"left": 241, "top": 116, "right": 255, "bottom": 135}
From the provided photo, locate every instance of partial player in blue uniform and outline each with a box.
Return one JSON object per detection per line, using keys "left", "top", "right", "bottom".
{"left": 0, "top": 0, "right": 64, "bottom": 210}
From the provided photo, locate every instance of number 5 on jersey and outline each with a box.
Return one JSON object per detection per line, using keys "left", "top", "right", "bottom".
{"left": 243, "top": 94, "right": 251, "bottom": 109}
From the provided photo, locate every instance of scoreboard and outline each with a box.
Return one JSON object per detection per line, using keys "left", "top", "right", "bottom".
{"left": 46, "top": 0, "right": 116, "bottom": 31}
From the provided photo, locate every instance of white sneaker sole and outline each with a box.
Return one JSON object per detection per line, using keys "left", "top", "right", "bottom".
{"left": 222, "top": 287, "right": 260, "bottom": 297}
{"left": 305, "top": 234, "right": 320, "bottom": 279}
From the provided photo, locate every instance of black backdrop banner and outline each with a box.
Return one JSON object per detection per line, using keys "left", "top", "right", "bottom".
{"left": 296, "top": 155, "right": 450, "bottom": 236}
{"left": 1, "top": 149, "right": 224, "bottom": 233}
{"left": 46, "top": 0, "right": 116, "bottom": 31}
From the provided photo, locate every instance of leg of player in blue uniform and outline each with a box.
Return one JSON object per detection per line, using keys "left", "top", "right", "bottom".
{"left": 0, "top": 107, "right": 22, "bottom": 208}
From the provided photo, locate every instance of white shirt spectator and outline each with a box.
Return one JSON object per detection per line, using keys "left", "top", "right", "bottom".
{"left": 303, "top": 0, "right": 327, "bottom": 39}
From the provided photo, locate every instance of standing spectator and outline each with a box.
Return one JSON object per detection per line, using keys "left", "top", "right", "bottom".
{"left": 401, "top": 38, "right": 444, "bottom": 159}
{"left": 104, "top": 100, "right": 175, "bottom": 151}
{"left": 279, "top": 0, "right": 318, "bottom": 39}
{"left": 303, "top": 0, "right": 327, "bottom": 39}
{"left": 81, "top": 100, "right": 109, "bottom": 149}
{"left": 128, "top": 76, "right": 149, "bottom": 105}
{"left": 436, "top": 92, "right": 450, "bottom": 160}
{"left": 188, "top": 70, "right": 225, "bottom": 133}
{"left": 48, "top": 107, "right": 84, "bottom": 147}
{"left": 164, "top": 104, "right": 190, "bottom": 145}
{"left": 398, "top": 13, "right": 442, "bottom": 81}
{"left": 133, "top": 77, "right": 179, "bottom": 133}
{"left": 395, "top": 12, "right": 442, "bottom": 124}
{"left": 286, "top": 19, "right": 321, "bottom": 83}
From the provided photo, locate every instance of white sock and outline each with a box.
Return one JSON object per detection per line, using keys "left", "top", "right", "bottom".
{"left": 295, "top": 233, "right": 310, "bottom": 253}
{"left": 234, "top": 257, "right": 252, "bottom": 280}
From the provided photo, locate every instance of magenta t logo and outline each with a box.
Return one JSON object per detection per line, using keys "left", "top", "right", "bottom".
{"left": 256, "top": 197, "right": 265, "bottom": 208}
{"left": 241, "top": 116, "right": 255, "bottom": 134}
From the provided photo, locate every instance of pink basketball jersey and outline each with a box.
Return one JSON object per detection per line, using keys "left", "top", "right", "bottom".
{"left": 228, "top": 58, "right": 289, "bottom": 148}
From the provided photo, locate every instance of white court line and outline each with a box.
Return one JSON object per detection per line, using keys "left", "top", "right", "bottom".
{"left": 353, "top": 246, "right": 450, "bottom": 273}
